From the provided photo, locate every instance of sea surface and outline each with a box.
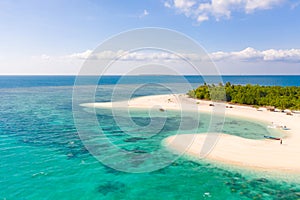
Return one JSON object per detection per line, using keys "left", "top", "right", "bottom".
{"left": 0, "top": 76, "right": 300, "bottom": 200}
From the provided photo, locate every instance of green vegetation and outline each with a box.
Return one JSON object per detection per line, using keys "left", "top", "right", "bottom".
{"left": 188, "top": 82, "right": 300, "bottom": 110}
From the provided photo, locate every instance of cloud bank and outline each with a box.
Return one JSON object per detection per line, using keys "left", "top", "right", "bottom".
{"left": 164, "top": 0, "right": 286, "bottom": 22}
{"left": 8, "top": 47, "right": 299, "bottom": 75}
{"left": 66, "top": 47, "right": 300, "bottom": 63}
{"left": 211, "top": 47, "right": 300, "bottom": 62}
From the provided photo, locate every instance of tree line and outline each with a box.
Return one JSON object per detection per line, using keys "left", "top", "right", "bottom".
{"left": 187, "top": 82, "right": 300, "bottom": 110}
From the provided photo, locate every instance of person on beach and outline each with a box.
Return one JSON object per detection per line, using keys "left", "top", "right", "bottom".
{"left": 280, "top": 139, "right": 283, "bottom": 144}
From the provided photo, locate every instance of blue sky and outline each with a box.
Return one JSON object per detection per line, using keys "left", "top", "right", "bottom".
{"left": 0, "top": 0, "right": 300, "bottom": 75}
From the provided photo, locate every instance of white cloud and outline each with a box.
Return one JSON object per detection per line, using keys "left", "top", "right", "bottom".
{"left": 262, "top": 48, "right": 300, "bottom": 61}
{"left": 143, "top": 9, "right": 149, "bottom": 16}
{"left": 245, "top": 0, "right": 283, "bottom": 13}
{"left": 139, "top": 9, "right": 149, "bottom": 18}
{"left": 63, "top": 49, "right": 204, "bottom": 62}
{"left": 6, "top": 47, "right": 299, "bottom": 75}
{"left": 164, "top": 1, "right": 172, "bottom": 8}
{"left": 197, "top": 14, "right": 209, "bottom": 22}
{"left": 174, "top": 0, "right": 196, "bottom": 14}
{"left": 68, "top": 49, "right": 93, "bottom": 59}
{"left": 210, "top": 47, "right": 300, "bottom": 62}
{"left": 38, "top": 47, "right": 300, "bottom": 65}
{"left": 66, "top": 47, "right": 300, "bottom": 63}
{"left": 164, "top": 0, "right": 286, "bottom": 22}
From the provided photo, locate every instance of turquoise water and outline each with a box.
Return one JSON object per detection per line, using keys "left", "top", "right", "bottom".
{"left": 1, "top": 78, "right": 300, "bottom": 199}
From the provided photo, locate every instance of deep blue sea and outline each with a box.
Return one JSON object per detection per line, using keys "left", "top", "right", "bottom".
{"left": 0, "top": 75, "right": 299, "bottom": 88}
{"left": 0, "top": 76, "right": 299, "bottom": 200}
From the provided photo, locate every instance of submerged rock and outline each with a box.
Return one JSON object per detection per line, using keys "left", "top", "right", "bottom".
{"left": 97, "top": 181, "right": 126, "bottom": 195}
{"left": 132, "top": 149, "right": 147, "bottom": 154}
{"left": 124, "top": 137, "right": 145, "bottom": 142}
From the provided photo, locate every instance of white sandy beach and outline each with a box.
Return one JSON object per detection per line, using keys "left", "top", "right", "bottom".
{"left": 81, "top": 94, "right": 300, "bottom": 173}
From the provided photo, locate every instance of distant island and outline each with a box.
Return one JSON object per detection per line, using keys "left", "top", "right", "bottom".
{"left": 188, "top": 82, "right": 300, "bottom": 110}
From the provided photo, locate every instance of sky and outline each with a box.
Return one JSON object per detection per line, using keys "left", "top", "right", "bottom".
{"left": 0, "top": 0, "right": 300, "bottom": 75}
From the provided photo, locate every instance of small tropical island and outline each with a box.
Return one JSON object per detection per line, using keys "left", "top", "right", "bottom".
{"left": 187, "top": 82, "right": 300, "bottom": 111}
{"left": 83, "top": 83, "right": 300, "bottom": 174}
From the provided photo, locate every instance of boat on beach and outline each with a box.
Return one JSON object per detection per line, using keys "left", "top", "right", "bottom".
{"left": 267, "top": 122, "right": 288, "bottom": 130}
{"left": 264, "top": 135, "right": 281, "bottom": 140}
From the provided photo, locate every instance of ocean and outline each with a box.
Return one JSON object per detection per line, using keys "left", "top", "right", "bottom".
{"left": 0, "top": 75, "right": 299, "bottom": 88}
{"left": 0, "top": 76, "right": 299, "bottom": 200}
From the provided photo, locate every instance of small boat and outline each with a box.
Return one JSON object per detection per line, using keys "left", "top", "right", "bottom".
{"left": 267, "top": 125, "right": 281, "bottom": 129}
{"left": 267, "top": 122, "right": 287, "bottom": 129}
{"left": 264, "top": 136, "right": 281, "bottom": 140}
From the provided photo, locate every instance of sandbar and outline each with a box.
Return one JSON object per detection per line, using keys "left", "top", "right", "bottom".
{"left": 81, "top": 94, "right": 300, "bottom": 173}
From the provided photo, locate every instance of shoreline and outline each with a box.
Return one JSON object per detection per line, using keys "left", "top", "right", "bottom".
{"left": 81, "top": 94, "right": 300, "bottom": 174}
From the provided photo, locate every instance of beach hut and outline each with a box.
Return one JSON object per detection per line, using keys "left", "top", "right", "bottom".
{"left": 257, "top": 107, "right": 267, "bottom": 112}
{"left": 284, "top": 109, "right": 292, "bottom": 115}
{"left": 274, "top": 108, "right": 281, "bottom": 112}
{"left": 266, "top": 106, "right": 275, "bottom": 112}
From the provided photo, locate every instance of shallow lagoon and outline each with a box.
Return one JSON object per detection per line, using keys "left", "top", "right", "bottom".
{"left": 0, "top": 83, "right": 299, "bottom": 199}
